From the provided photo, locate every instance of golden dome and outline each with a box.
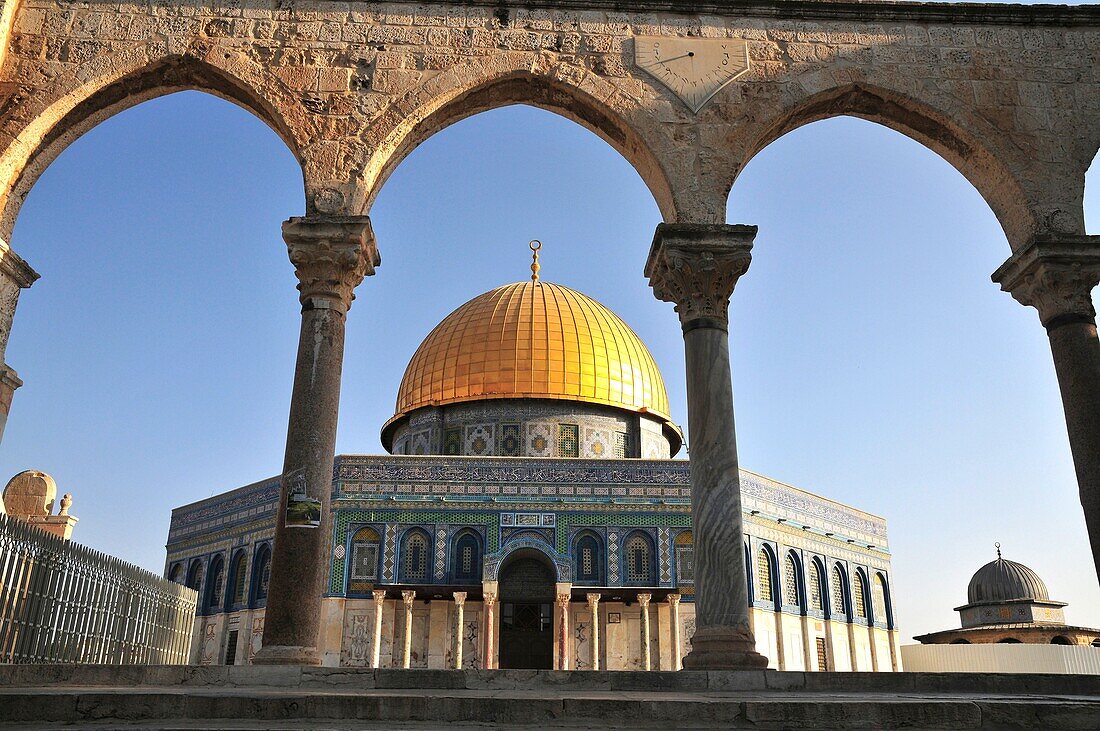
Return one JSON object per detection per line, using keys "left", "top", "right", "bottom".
{"left": 384, "top": 281, "right": 678, "bottom": 448}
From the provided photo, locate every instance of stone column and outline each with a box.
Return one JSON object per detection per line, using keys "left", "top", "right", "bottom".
{"left": 0, "top": 246, "right": 38, "bottom": 447}
{"left": 586, "top": 593, "right": 600, "bottom": 671}
{"left": 645, "top": 223, "right": 768, "bottom": 670}
{"left": 482, "top": 592, "right": 496, "bottom": 670}
{"left": 993, "top": 236, "right": 1100, "bottom": 584}
{"left": 453, "top": 591, "right": 466, "bottom": 669}
{"left": 401, "top": 590, "right": 415, "bottom": 668}
{"left": 371, "top": 590, "right": 385, "bottom": 669}
{"left": 668, "top": 593, "right": 682, "bottom": 671}
{"left": 255, "top": 216, "right": 378, "bottom": 666}
{"left": 555, "top": 593, "right": 570, "bottom": 670}
{"left": 637, "top": 593, "right": 652, "bottom": 671}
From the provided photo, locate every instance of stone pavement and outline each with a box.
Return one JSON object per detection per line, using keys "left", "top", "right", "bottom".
{"left": 1, "top": 666, "right": 1099, "bottom": 729}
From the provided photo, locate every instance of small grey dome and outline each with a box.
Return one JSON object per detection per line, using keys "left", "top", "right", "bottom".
{"left": 967, "top": 554, "right": 1050, "bottom": 605}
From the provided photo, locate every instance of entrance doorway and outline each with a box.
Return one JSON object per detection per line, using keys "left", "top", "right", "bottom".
{"left": 498, "top": 554, "right": 555, "bottom": 669}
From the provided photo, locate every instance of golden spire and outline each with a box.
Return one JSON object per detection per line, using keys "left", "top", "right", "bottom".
{"left": 995, "top": 542, "right": 1002, "bottom": 559}
{"left": 530, "top": 239, "right": 542, "bottom": 283}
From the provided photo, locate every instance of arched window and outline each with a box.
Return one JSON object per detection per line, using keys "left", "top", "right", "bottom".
{"left": 783, "top": 553, "right": 801, "bottom": 608}
{"left": 853, "top": 570, "right": 868, "bottom": 620}
{"left": 574, "top": 533, "right": 603, "bottom": 584}
{"left": 756, "top": 548, "right": 774, "bottom": 603}
{"left": 872, "top": 573, "right": 890, "bottom": 626}
{"left": 350, "top": 527, "right": 381, "bottom": 587}
{"left": 830, "top": 565, "right": 848, "bottom": 619}
{"left": 950, "top": 639, "right": 970, "bottom": 645}
{"left": 1051, "top": 636, "right": 1072, "bottom": 645}
{"left": 674, "top": 531, "right": 693, "bottom": 584}
{"left": 167, "top": 563, "right": 183, "bottom": 584}
{"left": 228, "top": 551, "right": 248, "bottom": 608}
{"left": 453, "top": 532, "right": 481, "bottom": 583}
{"left": 206, "top": 555, "right": 225, "bottom": 612}
{"left": 997, "top": 637, "right": 1022, "bottom": 644}
{"left": 251, "top": 544, "right": 272, "bottom": 605}
{"left": 808, "top": 559, "right": 825, "bottom": 611}
{"left": 624, "top": 532, "right": 655, "bottom": 584}
{"left": 401, "top": 529, "right": 429, "bottom": 583}
{"left": 186, "top": 560, "right": 204, "bottom": 593}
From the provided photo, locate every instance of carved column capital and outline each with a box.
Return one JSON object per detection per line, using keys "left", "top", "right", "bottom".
{"left": 644, "top": 223, "right": 756, "bottom": 329}
{"left": 483, "top": 591, "right": 497, "bottom": 607}
{"left": 401, "top": 589, "right": 416, "bottom": 606}
{"left": 585, "top": 592, "right": 600, "bottom": 608}
{"left": 636, "top": 592, "right": 652, "bottom": 608}
{"left": 992, "top": 235, "right": 1100, "bottom": 329}
{"left": 371, "top": 589, "right": 386, "bottom": 606}
{"left": 555, "top": 593, "right": 571, "bottom": 608}
{"left": 283, "top": 215, "right": 380, "bottom": 312}
{"left": 667, "top": 593, "right": 681, "bottom": 606}
{"left": 453, "top": 591, "right": 467, "bottom": 607}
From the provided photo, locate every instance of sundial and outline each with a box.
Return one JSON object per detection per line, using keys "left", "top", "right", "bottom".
{"left": 634, "top": 36, "right": 750, "bottom": 114}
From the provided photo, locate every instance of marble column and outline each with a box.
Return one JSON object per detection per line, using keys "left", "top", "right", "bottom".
{"left": 0, "top": 246, "right": 38, "bottom": 447}
{"left": 452, "top": 591, "right": 466, "bottom": 669}
{"left": 371, "top": 590, "right": 385, "bottom": 669}
{"left": 645, "top": 223, "right": 768, "bottom": 670}
{"left": 637, "top": 593, "right": 652, "bottom": 671}
{"left": 255, "top": 216, "right": 378, "bottom": 666}
{"left": 556, "top": 593, "right": 570, "bottom": 670}
{"left": 586, "top": 593, "right": 600, "bottom": 671}
{"left": 482, "top": 592, "right": 496, "bottom": 670}
{"left": 401, "top": 590, "right": 415, "bottom": 668}
{"left": 668, "top": 593, "right": 682, "bottom": 671}
{"left": 994, "top": 236, "right": 1100, "bottom": 583}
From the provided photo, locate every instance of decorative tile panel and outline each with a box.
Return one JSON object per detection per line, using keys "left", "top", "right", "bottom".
{"left": 526, "top": 423, "right": 553, "bottom": 457}
{"left": 434, "top": 526, "right": 447, "bottom": 579}
{"left": 608, "top": 530, "right": 620, "bottom": 585}
{"left": 464, "top": 424, "right": 494, "bottom": 456}
{"left": 658, "top": 526, "right": 672, "bottom": 585}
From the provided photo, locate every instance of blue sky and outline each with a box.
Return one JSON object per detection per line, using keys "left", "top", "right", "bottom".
{"left": 3, "top": 88, "right": 1097, "bottom": 640}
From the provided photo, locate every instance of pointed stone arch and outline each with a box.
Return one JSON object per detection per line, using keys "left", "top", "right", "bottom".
{"left": 358, "top": 55, "right": 683, "bottom": 222}
{"left": 729, "top": 82, "right": 1036, "bottom": 250}
{"left": 0, "top": 44, "right": 311, "bottom": 241}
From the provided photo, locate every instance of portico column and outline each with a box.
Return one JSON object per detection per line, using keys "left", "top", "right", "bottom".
{"left": 645, "top": 223, "right": 768, "bottom": 670}
{"left": 452, "top": 591, "right": 466, "bottom": 669}
{"left": 555, "top": 593, "right": 570, "bottom": 670}
{"left": 371, "top": 590, "right": 385, "bottom": 669}
{"left": 994, "top": 236, "right": 1100, "bottom": 583}
{"left": 668, "top": 593, "right": 682, "bottom": 671}
{"left": 637, "top": 593, "right": 652, "bottom": 671}
{"left": 586, "top": 593, "right": 600, "bottom": 670}
{"left": 401, "top": 590, "right": 415, "bottom": 668}
{"left": 482, "top": 592, "right": 496, "bottom": 669}
{"left": 0, "top": 246, "right": 38, "bottom": 447}
{"left": 255, "top": 215, "right": 379, "bottom": 666}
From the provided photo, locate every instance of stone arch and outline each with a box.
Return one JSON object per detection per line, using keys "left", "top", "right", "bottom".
{"left": 0, "top": 45, "right": 310, "bottom": 241}
{"left": 729, "top": 83, "right": 1035, "bottom": 250}
{"left": 358, "top": 56, "right": 681, "bottom": 221}
{"left": 485, "top": 539, "right": 569, "bottom": 583}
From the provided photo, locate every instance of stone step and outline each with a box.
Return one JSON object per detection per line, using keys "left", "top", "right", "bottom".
{"left": 1, "top": 667, "right": 1098, "bottom": 729}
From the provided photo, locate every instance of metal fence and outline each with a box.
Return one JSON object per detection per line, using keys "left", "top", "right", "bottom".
{"left": 0, "top": 512, "right": 196, "bottom": 664}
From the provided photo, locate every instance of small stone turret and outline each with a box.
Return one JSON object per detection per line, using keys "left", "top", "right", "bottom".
{"left": 2, "top": 470, "right": 78, "bottom": 540}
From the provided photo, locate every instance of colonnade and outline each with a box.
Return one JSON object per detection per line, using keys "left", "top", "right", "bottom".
{"left": 2, "top": 211, "right": 1093, "bottom": 670}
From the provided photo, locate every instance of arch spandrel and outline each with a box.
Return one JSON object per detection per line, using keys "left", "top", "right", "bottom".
{"left": 354, "top": 54, "right": 704, "bottom": 223}
{"left": 0, "top": 44, "right": 315, "bottom": 240}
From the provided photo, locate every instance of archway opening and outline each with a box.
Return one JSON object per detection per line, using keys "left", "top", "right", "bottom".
{"left": 498, "top": 548, "right": 556, "bottom": 670}
{"left": 726, "top": 114, "right": 1099, "bottom": 643}
{"left": 0, "top": 90, "right": 303, "bottom": 573}
{"left": 1086, "top": 150, "right": 1099, "bottom": 234}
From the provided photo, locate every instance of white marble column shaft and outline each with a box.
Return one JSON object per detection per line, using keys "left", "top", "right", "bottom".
{"left": 482, "top": 592, "right": 496, "bottom": 670}
{"left": 453, "top": 592, "right": 466, "bottom": 670}
{"left": 668, "top": 593, "right": 682, "bottom": 671}
{"left": 401, "top": 590, "right": 415, "bottom": 669}
{"left": 638, "top": 593, "right": 652, "bottom": 671}
{"left": 586, "top": 593, "right": 600, "bottom": 671}
{"left": 371, "top": 590, "right": 385, "bottom": 669}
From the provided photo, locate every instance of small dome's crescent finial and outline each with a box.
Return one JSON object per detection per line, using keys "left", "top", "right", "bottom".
{"left": 530, "top": 239, "right": 542, "bottom": 283}
{"left": 995, "top": 541, "right": 1002, "bottom": 559}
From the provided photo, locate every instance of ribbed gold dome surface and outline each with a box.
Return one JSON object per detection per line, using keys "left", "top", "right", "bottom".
{"left": 390, "top": 281, "right": 673, "bottom": 426}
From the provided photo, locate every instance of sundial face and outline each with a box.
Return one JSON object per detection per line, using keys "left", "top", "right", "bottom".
{"left": 634, "top": 37, "right": 750, "bottom": 114}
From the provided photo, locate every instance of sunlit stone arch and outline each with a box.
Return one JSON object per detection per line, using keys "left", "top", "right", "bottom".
{"left": 726, "top": 82, "right": 1038, "bottom": 251}
{"left": 357, "top": 54, "right": 690, "bottom": 223}
{"left": 0, "top": 45, "right": 311, "bottom": 242}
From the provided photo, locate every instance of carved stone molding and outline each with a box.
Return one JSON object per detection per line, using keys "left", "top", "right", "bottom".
{"left": 283, "top": 215, "right": 380, "bottom": 311}
{"left": 644, "top": 223, "right": 757, "bottom": 328}
{"left": 992, "top": 236, "right": 1100, "bottom": 328}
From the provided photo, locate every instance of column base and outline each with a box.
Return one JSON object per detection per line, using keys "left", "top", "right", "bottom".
{"left": 250, "top": 645, "right": 321, "bottom": 666}
{"left": 682, "top": 626, "right": 769, "bottom": 670}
